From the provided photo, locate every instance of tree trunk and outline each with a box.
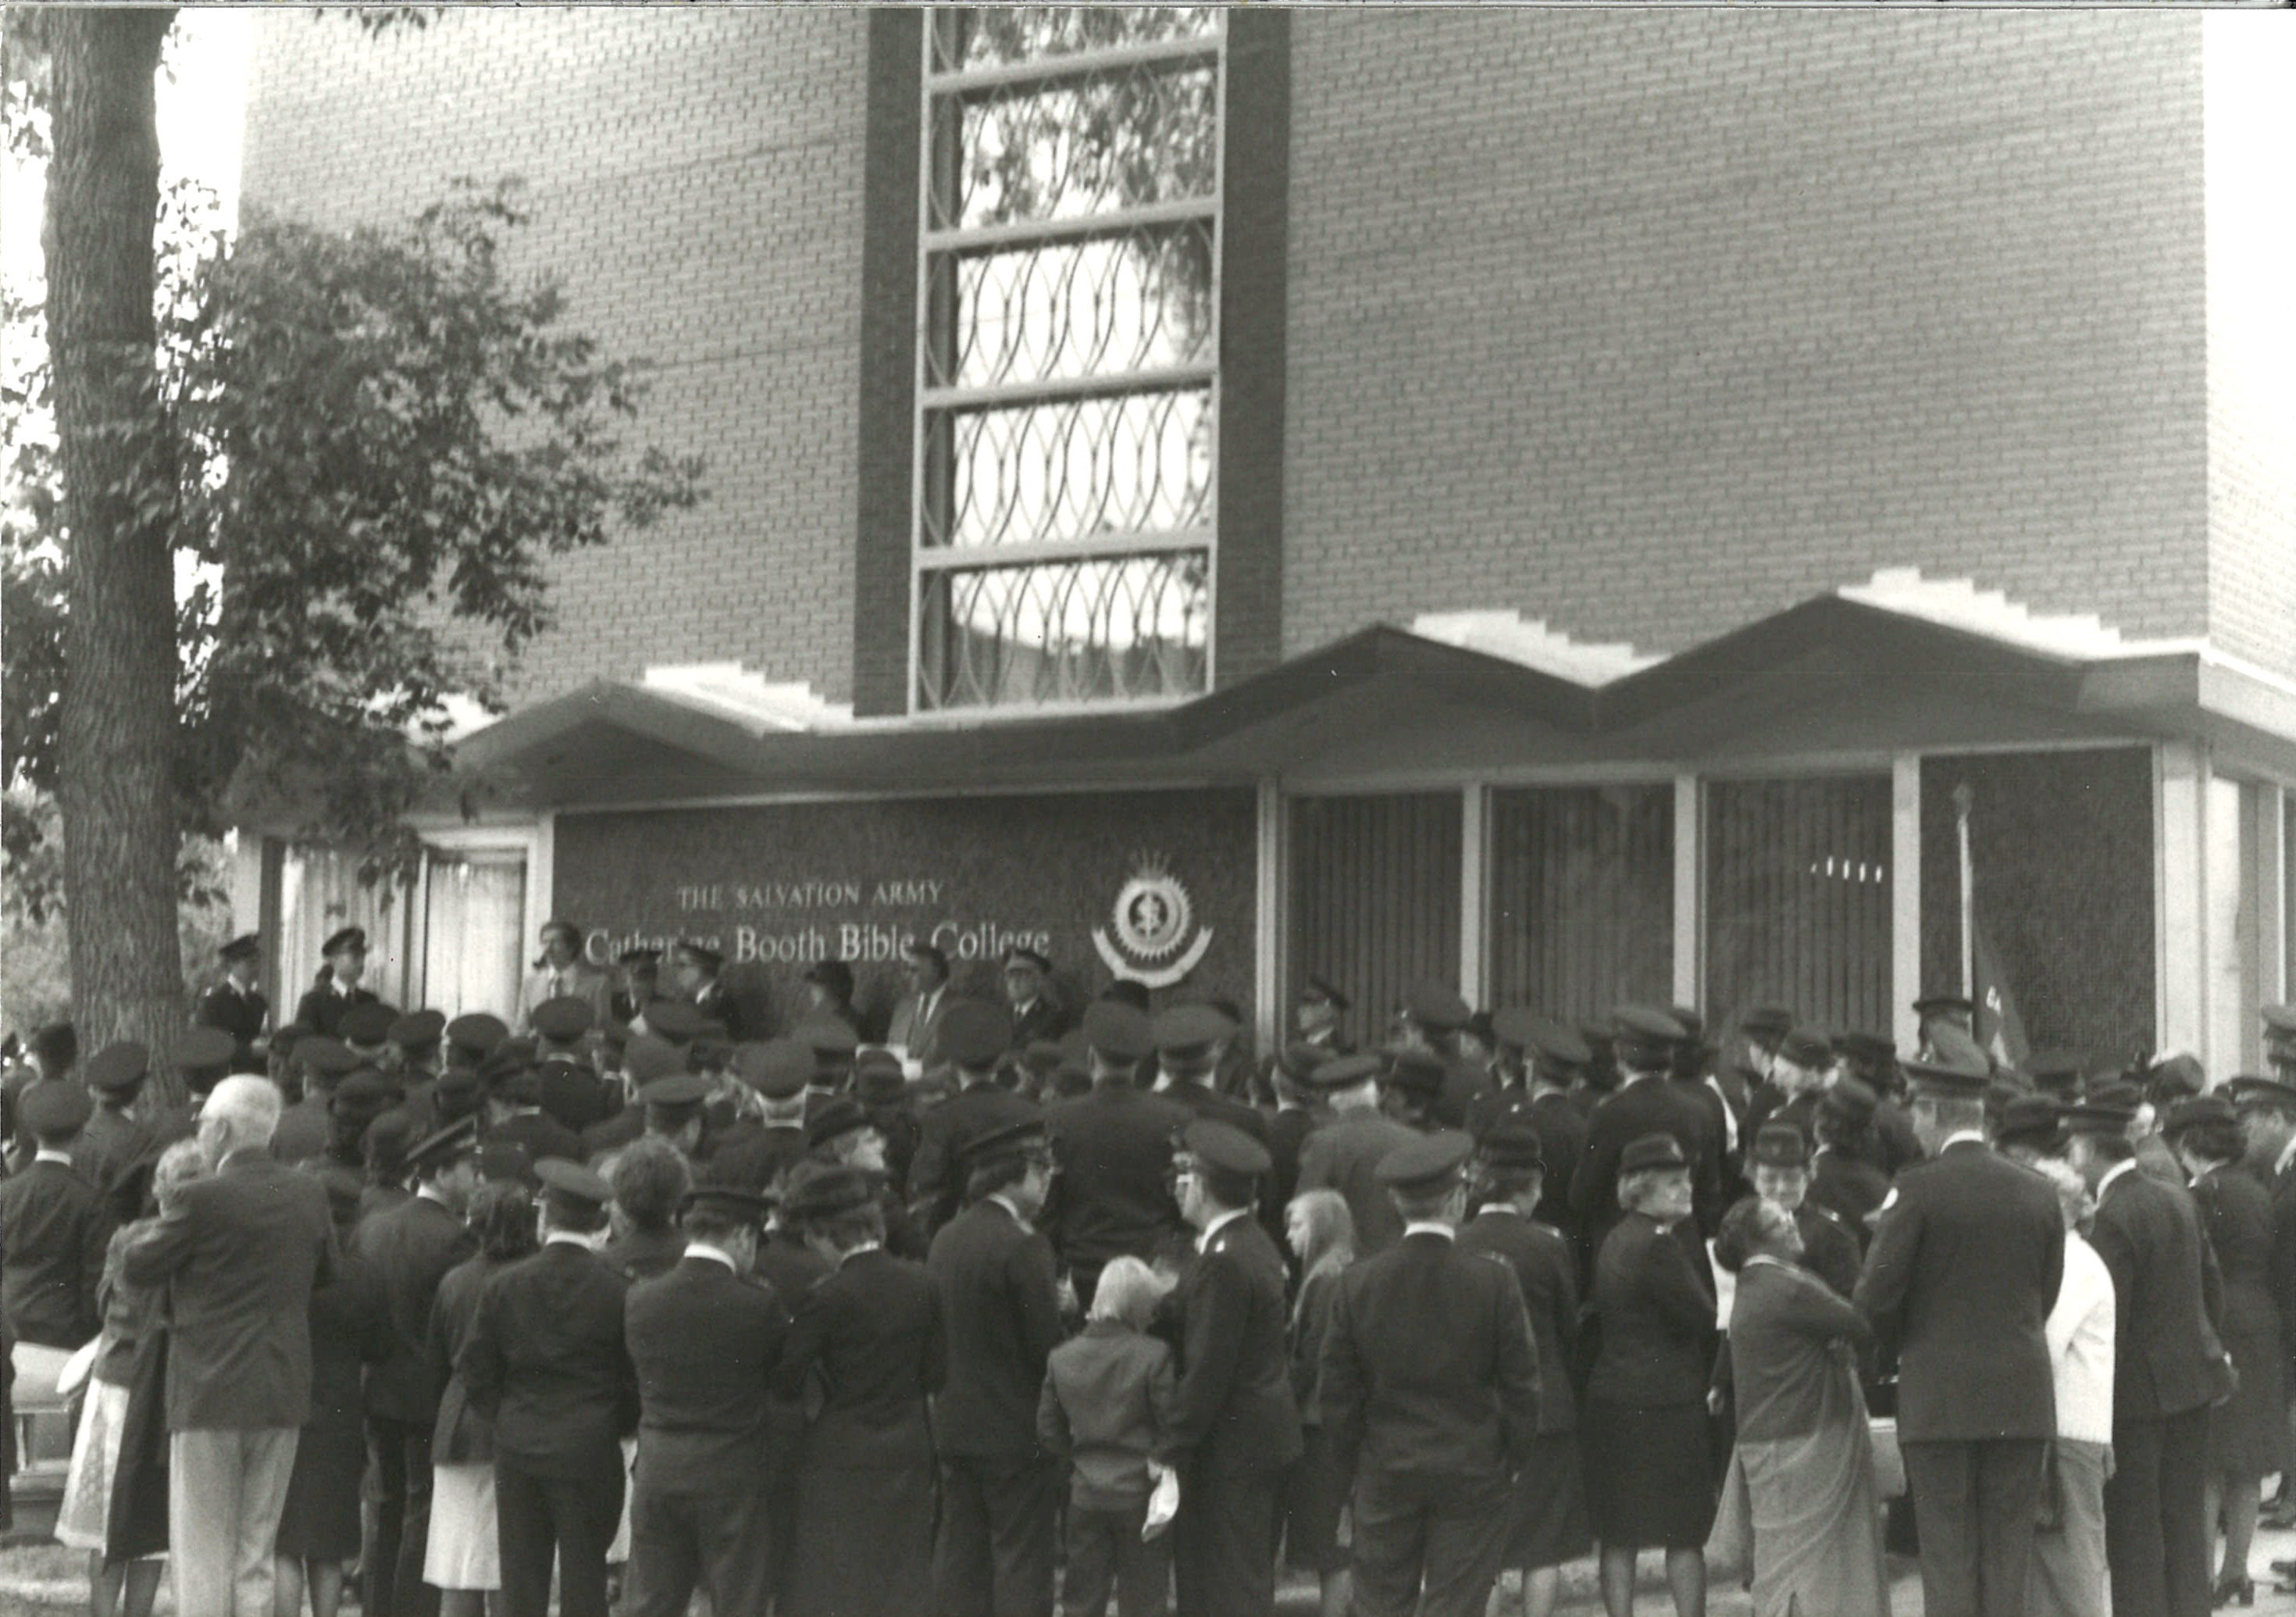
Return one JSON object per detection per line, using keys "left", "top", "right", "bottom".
{"left": 45, "top": 8, "right": 187, "bottom": 1103}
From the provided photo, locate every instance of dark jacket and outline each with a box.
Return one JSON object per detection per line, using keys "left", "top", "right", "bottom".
{"left": 602, "top": 1225, "right": 687, "bottom": 1283}
{"left": 1852, "top": 1138, "right": 2062, "bottom": 1443}
{"left": 79, "top": 1108, "right": 155, "bottom": 1204}
{"left": 1043, "top": 1083, "right": 1190, "bottom": 1270}
{"left": 305, "top": 1251, "right": 388, "bottom": 1440}
{"left": 1572, "top": 1076, "right": 1726, "bottom": 1256}
{"left": 1807, "top": 1148, "right": 1891, "bottom": 1248}
{"left": 1296, "top": 1108, "right": 1418, "bottom": 1255}
{"left": 1794, "top": 1201, "right": 1863, "bottom": 1299}
{"left": 706, "top": 1123, "right": 809, "bottom": 1199}
{"left": 907, "top": 1085, "right": 1040, "bottom": 1237}
{"left": 484, "top": 1110, "right": 584, "bottom": 1171}
{"left": 625, "top": 1251, "right": 792, "bottom": 1494}
{"left": 0, "top": 1157, "right": 114, "bottom": 1348}
{"left": 119, "top": 1150, "right": 337, "bottom": 1430}
{"left": 1528, "top": 1092, "right": 1590, "bottom": 1237}
{"left": 1458, "top": 1205, "right": 1580, "bottom": 1433}
{"left": 927, "top": 1198, "right": 1064, "bottom": 1459}
{"left": 458, "top": 1240, "right": 639, "bottom": 1480}
{"left": 198, "top": 980, "right": 270, "bottom": 1073}
{"left": 351, "top": 1191, "right": 477, "bottom": 1424}
{"left": 772, "top": 1247, "right": 944, "bottom": 1471}
{"left": 1158, "top": 1079, "right": 1269, "bottom": 1144}
{"left": 1157, "top": 1212, "right": 1301, "bottom": 1476}
{"left": 293, "top": 980, "right": 379, "bottom": 1041}
{"left": 2088, "top": 1162, "right": 2228, "bottom": 1425}
{"left": 2192, "top": 1165, "right": 2280, "bottom": 1356}
{"left": 1587, "top": 1210, "right": 1716, "bottom": 1408}
{"left": 1320, "top": 1228, "right": 1540, "bottom": 1480}
{"left": 426, "top": 1251, "right": 513, "bottom": 1465}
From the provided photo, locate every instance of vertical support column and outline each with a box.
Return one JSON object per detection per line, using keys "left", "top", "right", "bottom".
{"left": 1891, "top": 755, "right": 1923, "bottom": 1056}
{"left": 1460, "top": 785, "right": 1488, "bottom": 1005}
{"left": 529, "top": 812, "right": 558, "bottom": 953}
{"left": 1256, "top": 778, "right": 1285, "bottom": 1056}
{"left": 2264, "top": 785, "right": 2290, "bottom": 1021}
{"left": 1673, "top": 774, "right": 1701, "bottom": 1009}
{"left": 2158, "top": 741, "right": 2209, "bottom": 1062}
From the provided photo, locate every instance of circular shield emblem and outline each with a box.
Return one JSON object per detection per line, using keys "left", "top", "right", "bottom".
{"left": 1113, "top": 869, "right": 1193, "bottom": 962}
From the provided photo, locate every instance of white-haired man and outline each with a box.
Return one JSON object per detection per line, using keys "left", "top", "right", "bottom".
{"left": 121, "top": 1075, "right": 338, "bottom": 1617}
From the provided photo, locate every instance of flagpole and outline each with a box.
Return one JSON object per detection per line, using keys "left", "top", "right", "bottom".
{"left": 1953, "top": 782, "right": 1974, "bottom": 1004}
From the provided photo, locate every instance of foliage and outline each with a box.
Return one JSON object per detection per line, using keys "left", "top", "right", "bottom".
{"left": 0, "top": 788, "right": 233, "bottom": 1037}
{"left": 2, "top": 177, "right": 707, "bottom": 907}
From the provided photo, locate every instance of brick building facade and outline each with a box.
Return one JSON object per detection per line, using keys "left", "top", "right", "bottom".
{"left": 234, "top": 9, "right": 2294, "bottom": 1079}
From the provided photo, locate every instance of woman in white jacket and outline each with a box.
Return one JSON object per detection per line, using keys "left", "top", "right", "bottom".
{"left": 2026, "top": 1155, "right": 2116, "bottom": 1617}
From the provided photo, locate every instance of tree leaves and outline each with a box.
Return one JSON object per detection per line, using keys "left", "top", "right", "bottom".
{"left": 4, "top": 174, "right": 708, "bottom": 890}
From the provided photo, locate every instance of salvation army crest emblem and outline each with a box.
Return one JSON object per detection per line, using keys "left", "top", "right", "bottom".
{"left": 1093, "top": 851, "right": 1214, "bottom": 987}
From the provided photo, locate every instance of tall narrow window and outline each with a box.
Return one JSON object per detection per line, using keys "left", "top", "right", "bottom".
{"left": 915, "top": 8, "right": 1223, "bottom": 710}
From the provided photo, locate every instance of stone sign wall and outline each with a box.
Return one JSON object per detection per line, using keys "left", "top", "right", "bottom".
{"left": 553, "top": 788, "right": 1259, "bottom": 1039}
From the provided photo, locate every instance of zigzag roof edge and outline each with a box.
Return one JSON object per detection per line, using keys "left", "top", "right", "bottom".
{"left": 1406, "top": 609, "right": 1660, "bottom": 687}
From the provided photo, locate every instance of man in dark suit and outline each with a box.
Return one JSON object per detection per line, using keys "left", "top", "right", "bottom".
{"left": 927, "top": 1118, "right": 1066, "bottom": 1617}
{"left": 908, "top": 999, "right": 1039, "bottom": 1238}
{"left": 352, "top": 1116, "right": 482, "bottom": 1617}
{"left": 2070, "top": 1098, "right": 2229, "bottom": 1617}
{"left": 0, "top": 1081, "right": 112, "bottom": 1351}
{"left": 480, "top": 1044, "right": 584, "bottom": 1168}
{"left": 294, "top": 926, "right": 380, "bottom": 1040}
{"left": 1043, "top": 1002, "right": 1190, "bottom": 1308}
{"left": 198, "top": 932, "right": 272, "bottom": 1073}
{"left": 1292, "top": 974, "right": 1355, "bottom": 1056}
{"left": 887, "top": 941, "right": 954, "bottom": 1071}
{"left": 1158, "top": 1120, "right": 1302, "bottom": 1617}
{"left": 704, "top": 1039, "right": 815, "bottom": 1195}
{"left": 1296, "top": 1055, "right": 1419, "bottom": 1255}
{"left": 1517, "top": 1020, "right": 1593, "bottom": 1239}
{"left": 1260, "top": 1044, "right": 1328, "bottom": 1251}
{"left": 458, "top": 1159, "right": 638, "bottom": 1617}
{"left": 1320, "top": 1131, "right": 1540, "bottom": 1617}
{"left": 622, "top": 1185, "right": 791, "bottom": 1617}
{"left": 1570, "top": 1006, "right": 1725, "bottom": 1280}
{"left": 1153, "top": 1005, "right": 1268, "bottom": 1141}
{"left": 1854, "top": 1030, "right": 2063, "bottom": 1617}
{"left": 118, "top": 1075, "right": 338, "bottom": 1617}
{"left": 1001, "top": 948, "right": 1073, "bottom": 1051}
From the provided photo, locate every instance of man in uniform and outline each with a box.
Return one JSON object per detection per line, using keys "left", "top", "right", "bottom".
{"left": 1261, "top": 1043, "right": 1328, "bottom": 1248}
{"left": 2066, "top": 1092, "right": 2228, "bottom": 1617}
{"left": 0, "top": 1082, "right": 112, "bottom": 1355}
{"left": 354, "top": 1114, "right": 481, "bottom": 1617}
{"left": 1002, "top": 948, "right": 1073, "bottom": 1050}
{"left": 1913, "top": 991, "right": 1977, "bottom": 1061}
{"left": 1855, "top": 1026, "right": 2062, "bottom": 1617}
{"left": 671, "top": 941, "right": 750, "bottom": 1042}
{"left": 199, "top": 933, "right": 272, "bottom": 1074}
{"left": 1570, "top": 1005, "right": 1725, "bottom": 1278}
{"left": 80, "top": 1037, "right": 168, "bottom": 1195}
{"left": 608, "top": 947, "right": 663, "bottom": 1028}
{"left": 1295, "top": 1054, "right": 1418, "bottom": 1255}
{"left": 276, "top": 1037, "right": 359, "bottom": 1164}
{"left": 1043, "top": 1001, "right": 1190, "bottom": 1308}
{"left": 1395, "top": 980, "right": 1490, "bottom": 1130}
{"left": 621, "top": 1184, "right": 790, "bottom": 1617}
{"left": 2229, "top": 1073, "right": 2296, "bottom": 1531}
{"left": 706, "top": 1039, "right": 815, "bottom": 1196}
{"left": 908, "top": 999, "right": 1038, "bottom": 1237}
{"left": 460, "top": 1158, "right": 640, "bottom": 1617}
{"left": 927, "top": 1118, "right": 1065, "bottom": 1617}
{"left": 1746, "top": 1123, "right": 1859, "bottom": 1298}
{"left": 294, "top": 926, "right": 380, "bottom": 1040}
{"left": 1159, "top": 1120, "right": 1301, "bottom": 1617}
{"left": 2267, "top": 1005, "right": 2296, "bottom": 1080}
{"left": 1153, "top": 1005, "right": 1267, "bottom": 1140}
{"left": 1319, "top": 1131, "right": 1541, "bottom": 1617}
{"left": 481, "top": 1042, "right": 583, "bottom": 1168}
{"left": 1807, "top": 1077, "right": 1892, "bottom": 1246}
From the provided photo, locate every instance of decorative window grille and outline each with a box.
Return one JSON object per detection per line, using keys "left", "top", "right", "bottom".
{"left": 914, "top": 7, "right": 1224, "bottom": 712}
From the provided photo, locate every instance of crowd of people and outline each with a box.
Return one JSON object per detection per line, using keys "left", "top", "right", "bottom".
{"left": 5, "top": 916, "right": 2296, "bottom": 1617}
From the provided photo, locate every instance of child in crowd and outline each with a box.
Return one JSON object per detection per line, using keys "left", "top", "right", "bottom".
{"left": 1038, "top": 1256, "right": 1178, "bottom": 1617}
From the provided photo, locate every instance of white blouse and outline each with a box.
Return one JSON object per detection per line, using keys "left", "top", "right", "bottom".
{"left": 2045, "top": 1230, "right": 2116, "bottom": 1447}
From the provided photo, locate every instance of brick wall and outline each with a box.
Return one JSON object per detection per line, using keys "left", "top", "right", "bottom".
{"left": 1284, "top": 12, "right": 2214, "bottom": 664}
{"left": 239, "top": 8, "right": 870, "bottom": 706}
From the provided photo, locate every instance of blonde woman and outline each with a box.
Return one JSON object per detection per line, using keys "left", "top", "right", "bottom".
{"left": 1283, "top": 1190, "right": 1357, "bottom": 1617}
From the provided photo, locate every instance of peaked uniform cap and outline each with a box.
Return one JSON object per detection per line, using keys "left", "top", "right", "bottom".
{"left": 219, "top": 933, "right": 262, "bottom": 963}
{"left": 1307, "top": 1052, "right": 1383, "bottom": 1090}
{"left": 806, "top": 1096, "right": 871, "bottom": 1151}
{"left": 1375, "top": 1129, "right": 1474, "bottom": 1190}
{"left": 340, "top": 1001, "right": 400, "bottom": 1046}
{"left": 673, "top": 941, "right": 724, "bottom": 972}
{"left": 1620, "top": 1132, "right": 1688, "bottom": 1175}
{"left": 940, "top": 999, "right": 1014, "bottom": 1069}
{"left": 646, "top": 1001, "right": 707, "bottom": 1044}
{"left": 1834, "top": 1032, "right": 1896, "bottom": 1069}
{"left": 1178, "top": 1118, "right": 1270, "bottom": 1177}
{"left": 1528, "top": 1022, "right": 1592, "bottom": 1070}
{"left": 1749, "top": 1123, "right": 1810, "bottom": 1169}
{"left": 1819, "top": 1076, "right": 1879, "bottom": 1126}
{"left": 1153, "top": 1003, "right": 1233, "bottom": 1057}
{"left": 1779, "top": 1028, "right": 1833, "bottom": 1069}
{"left": 320, "top": 926, "right": 367, "bottom": 958}
{"left": 445, "top": 1013, "right": 510, "bottom": 1058}
{"left": 796, "top": 1018, "right": 860, "bottom": 1058}
{"left": 1488, "top": 1007, "right": 1542, "bottom": 1051}
{"left": 1902, "top": 1025, "right": 1991, "bottom": 1095}
{"left": 1994, "top": 1094, "right": 2065, "bottom": 1151}
{"left": 535, "top": 1158, "right": 612, "bottom": 1209}
{"left": 1082, "top": 1001, "right": 1155, "bottom": 1062}
{"left": 1913, "top": 992, "right": 1975, "bottom": 1017}
{"left": 623, "top": 1034, "right": 687, "bottom": 1086}
{"left": 783, "top": 1162, "right": 876, "bottom": 1220}
{"left": 1381, "top": 1047, "right": 1448, "bottom": 1097}
{"left": 87, "top": 1041, "right": 152, "bottom": 1093}
{"left": 1612, "top": 1005, "right": 1686, "bottom": 1044}
{"left": 684, "top": 1185, "right": 770, "bottom": 1223}
{"left": 2164, "top": 1094, "right": 2237, "bottom": 1136}
{"left": 405, "top": 1114, "right": 481, "bottom": 1173}
{"left": 1277, "top": 1042, "right": 1335, "bottom": 1083}
{"left": 2227, "top": 1074, "right": 2296, "bottom": 1115}
{"left": 178, "top": 1027, "right": 238, "bottom": 1074}
{"left": 1739, "top": 1005, "right": 1795, "bottom": 1041}
{"left": 1478, "top": 1119, "right": 1544, "bottom": 1170}
{"left": 640, "top": 1073, "right": 711, "bottom": 1112}
{"left": 388, "top": 1009, "right": 447, "bottom": 1048}
{"left": 1405, "top": 980, "right": 1471, "bottom": 1033}
{"left": 20, "top": 1081, "right": 92, "bottom": 1137}
{"left": 531, "top": 997, "right": 596, "bottom": 1042}
{"left": 962, "top": 1115, "right": 1050, "bottom": 1166}
{"left": 1302, "top": 975, "right": 1349, "bottom": 1010}
{"left": 736, "top": 1038, "right": 814, "bottom": 1100}
{"left": 298, "top": 1037, "right": 362, "bottom": 1079}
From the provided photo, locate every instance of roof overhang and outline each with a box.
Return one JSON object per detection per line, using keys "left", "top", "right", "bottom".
{"left": 428, "top": 591, "right": 2296, "bottom": 816}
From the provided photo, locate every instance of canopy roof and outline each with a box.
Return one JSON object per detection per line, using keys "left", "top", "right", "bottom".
{"left": 441, "top": 576, "right": 2296, "bottom": 811}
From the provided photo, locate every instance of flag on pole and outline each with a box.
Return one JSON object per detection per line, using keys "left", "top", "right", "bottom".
{"left": 1971, "top": 913, "right": 2030, "bottom": 1069}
